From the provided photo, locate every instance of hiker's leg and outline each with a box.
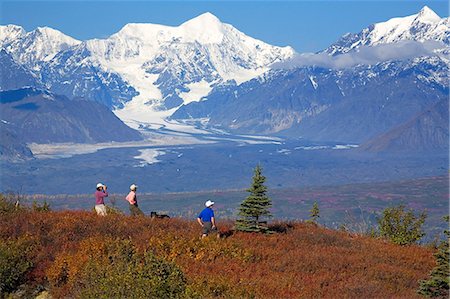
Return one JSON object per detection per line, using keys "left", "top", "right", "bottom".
{"left": 129, "top": 205, "right": 133, "bottom": 216}
{"left": 130, "top": 204, "right": 138, "bottom": 216}
{"left": 130, "top": 204, "right": 144, "bottom": 216}
{"left": 95, "top": 204, "right": 107, "bottom": 216}
{"left": 135, "top": 204, "right": 144, "bottom": 216}
{"left": 202, "top": 222, "right": 212, "bottom": 238}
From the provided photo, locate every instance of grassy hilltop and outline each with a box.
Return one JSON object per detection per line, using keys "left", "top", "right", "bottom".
{"left": 30, "top": 175, "right": 449, "bottom": 240}
{"left": 0, "top": 202, "right": 437, "bottom": 298}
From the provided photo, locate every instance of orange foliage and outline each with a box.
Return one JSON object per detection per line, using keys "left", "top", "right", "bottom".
{"left": 0, "top": 210, "right": 435, "bottom": 298}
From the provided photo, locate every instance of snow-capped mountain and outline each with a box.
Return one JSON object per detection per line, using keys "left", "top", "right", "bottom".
{"left": 172, "top": 55, "right": 448, "bottom": 142}
{"left": 0, "top": 49, "right": 41, "bottom": 91}
{"left": 40, "top": 45, "right": 139, "bottom": 109}
{"left": 1, "top": 13, "right": 295, "bottom": 130}
{"left": 172, "top": 7, "right": 449, "bottom": 145}
{"left": 0, "top": 25, "right": 81, "bottom": 70}
{"left": 79, "top": 13, "right": 294, "bottom": 128}
{"left": 325, "top": 6, "right": 449, "bottom": 55}
{"left": 1, "top": 7, "right": 448, "bottom": 146}
{"left": 0, "top": 25, "right": 25, "bottom": 46}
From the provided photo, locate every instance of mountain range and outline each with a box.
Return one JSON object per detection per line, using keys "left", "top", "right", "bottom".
{"left": 173, "top": 55, "right": 448, "bottom": 143}
{"left": 0, "top": 6, "right": 448, "bottom": 160}
{"left": 173, "top": 7, "right": 449, "bottom": 144}
{"left": 1, "top": 13, "right": 294, "bottom": 126}
{"left": 324, "top": 6, "right": 449, "bottom": 55}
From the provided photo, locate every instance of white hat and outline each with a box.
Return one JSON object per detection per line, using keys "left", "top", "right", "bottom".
{"left": 205, "top": 200, "right": 215, "bottom": 207}
{"left": 96, "top": 183, "right": 104, "bottom": 188}
{"left": 130, "top": 184, "right": 138, "bottom": 190}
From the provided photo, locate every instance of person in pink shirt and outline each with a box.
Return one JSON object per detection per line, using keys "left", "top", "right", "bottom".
{"left": 94, "top": 183, "right": 108, "bottom": 216}
{"left": 126, "top": 184, "right": 144, "bottom": 216}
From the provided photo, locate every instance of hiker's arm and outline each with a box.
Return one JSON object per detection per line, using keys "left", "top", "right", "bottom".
{"left": 197, "top": 218, "right": 203, "bottom": 227}
{"left": 211, "top": 217, "right": 216, "bottom": 228}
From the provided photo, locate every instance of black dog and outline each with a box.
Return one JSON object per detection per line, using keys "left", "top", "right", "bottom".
{"left": 150, "top": 211, "right": 170, "bottom": 219}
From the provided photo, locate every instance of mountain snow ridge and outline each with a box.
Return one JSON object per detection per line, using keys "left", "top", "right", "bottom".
{"left": 1, "top": 7, "right": 448, "bottom": 136}
{"left": 51, "top": 12, "right": 295, "bottom": 129}
{"left": 0, "top": 13, "right": 295, "bottom": 131}
{"left": 0, "top": 25, "right": 81, "bottom": 70}
{"left": 0, "top": 25, "right": 26, "bottom": 46}
{"left": 112, "top": 12, "right": 226, "bottom": 45}
{"left": 325, "top": 6, "right": 449, "bottom": 55}
{"left": 84, "top": 12, "right": 295, "bottom": 83}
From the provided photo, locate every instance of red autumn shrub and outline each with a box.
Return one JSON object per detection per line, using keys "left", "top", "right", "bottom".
{"left": 0, "top": 209, "right": 435, "bottom": 298}
{"left": 47, "top": 237, "right": 187, "bottom": 298}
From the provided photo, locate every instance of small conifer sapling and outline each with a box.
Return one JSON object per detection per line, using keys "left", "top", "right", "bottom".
{"left": 309, "top": 202, "right": 320, "bottom": 223}
{"left": 236, "top": 165, "right": 272, "bottom": 233}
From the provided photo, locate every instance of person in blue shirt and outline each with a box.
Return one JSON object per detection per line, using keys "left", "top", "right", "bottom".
{"left": 197, "top": 200, "right": 217, "bottom": 238}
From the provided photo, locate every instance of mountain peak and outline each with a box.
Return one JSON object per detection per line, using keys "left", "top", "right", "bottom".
{"left": 0, "top": 24, "right": 26, "bottom": 45}
{"left": 115, "top": 12, "right": 223, "bottom": 38}
{"left": 324, "top": 6, "right": 447, "bottom": 55}
{"left": 181, "top": 12, "right": 222, "bottom": 27}
{"left": 35, "top": 26, "right": 60, "bottom": 34}
{"left": 178, "top": 12, "right": 226, "bottom": 44}
{"left": 3, "top": 25, "right": 81, "bottom": 67}
{"left": 32, "top": 26, "right": 79, "bottom": 42}
{"left": 0, "top": 24, "right": 24, "bottom": 32}
{"left": 116, "top": 22, "right": 170, "bottom": 38}
{"left": 415, "top": 6, "right": 441, "bottom": 23}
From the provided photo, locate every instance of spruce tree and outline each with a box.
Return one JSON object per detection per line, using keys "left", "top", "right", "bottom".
{"left": 309, "top": 202, "right": 320, "bottom": 223}
{"left": 417, "top": 216, "right": 449, "bottom": 297}
{"left": 236, "top": 165, "right": 272, "bottom": 233}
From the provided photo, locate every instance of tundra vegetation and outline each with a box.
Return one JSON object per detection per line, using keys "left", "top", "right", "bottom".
{"left": 0, "top": 192, "right": 444, "bottom": 298}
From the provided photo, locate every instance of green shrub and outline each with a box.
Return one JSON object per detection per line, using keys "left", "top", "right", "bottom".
{"left": 105, "top": 205, "right": 124, "bottom": 215}
{"left": 0, "top": 237, "right": 35, "bottom": 295}
{"left": 49, "top": 238, "right": 186, "bottom": 298}
{"left": 32, "top": 200, "right": 51, "bottom": 212}
{"left": 1, "top": 193, "right": 50, "bottom": 214}
{"left": 378, "top": 205, "right": 427, "bottom": 245}
{"left": 0, "top": 193, "right": 21, "bottom": 214}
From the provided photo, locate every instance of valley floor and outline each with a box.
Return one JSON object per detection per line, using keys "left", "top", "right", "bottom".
{"left": 2, "top": 137, "right": 448, "bottom": 240}
{"left": 1, "top": 137, "right": 447, "bottom": 195}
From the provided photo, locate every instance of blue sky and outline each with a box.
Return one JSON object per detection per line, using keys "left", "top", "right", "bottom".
{"left": 0, "top": 1, "right": 448, "bottom": 52}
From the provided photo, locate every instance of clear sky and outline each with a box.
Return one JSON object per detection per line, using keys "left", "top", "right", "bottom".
{"left": 0, "top": 1, "right": 448, "bottom": 53}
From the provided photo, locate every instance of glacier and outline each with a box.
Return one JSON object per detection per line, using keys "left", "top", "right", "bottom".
{"left": 0, "top": 12, "right": 295, "bottom": 134}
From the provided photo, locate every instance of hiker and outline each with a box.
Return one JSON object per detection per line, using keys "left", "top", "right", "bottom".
{"left": 94, "top": 183, "right": 108, "bottom": 216}
{"left": 126, "top": 184, "right": 144, "bottom": 216}
{"left": 197, "top": 200, "right": 217, "bottom": 238}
